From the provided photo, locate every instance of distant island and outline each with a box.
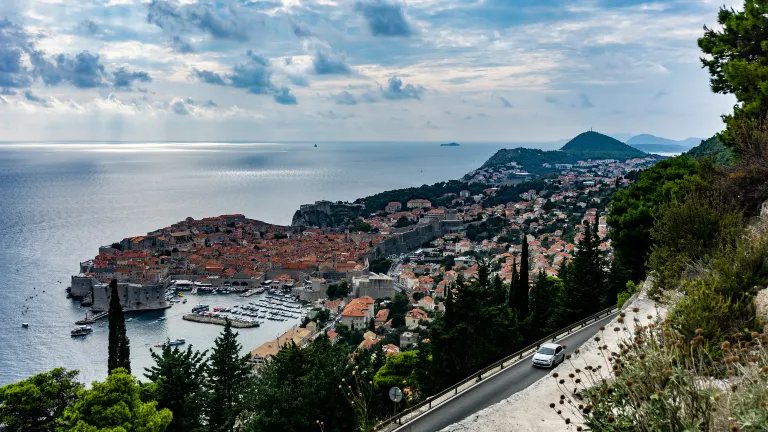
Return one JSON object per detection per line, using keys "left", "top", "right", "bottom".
{"left": 440, "top": 142, "right": 461, "bottom": 147}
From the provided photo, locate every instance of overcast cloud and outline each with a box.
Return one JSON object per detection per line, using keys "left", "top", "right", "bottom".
{"left": 0, "top": 0, "right": 741, "bottom": 142}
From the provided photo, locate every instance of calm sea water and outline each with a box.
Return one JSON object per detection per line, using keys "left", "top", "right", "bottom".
{"left": 0, "top": 141, "right": 551, "bottom": 386}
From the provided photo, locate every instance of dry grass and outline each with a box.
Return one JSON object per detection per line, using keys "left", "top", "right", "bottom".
{"left": 548, "top": 310, "right": 768, "bottom": 431}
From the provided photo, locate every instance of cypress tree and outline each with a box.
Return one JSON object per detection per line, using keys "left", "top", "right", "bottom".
{"left": 508, "top": 257, "right": 517, "bottom": 309}
{"left": 492, "top": 274, "right": 505, "bottom": 304}
{"left": 518, "top": 235, "right": 530, "bottom": 320}
{"left": 207, "top": 320, "right": 252, "bottom": 432}
{"left": 107, "top": 278, "right": 130, "bottom": 374}
{"left": 561, "top": 221, "right": 606, "bottom": 321}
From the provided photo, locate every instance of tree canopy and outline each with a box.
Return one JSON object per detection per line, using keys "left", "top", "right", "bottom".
{"left": 0, "top": 367, "right": 83, "bottom": 432}
{"left": 242, "top": 335, "right": 355, "bottom": 432}
{"left": 206, "top": 321, "right": 252, "bottom": 432}
{"left": 699, "top": 0, "right": 768, "bottom": 145}
{"left": 607, "top": 156, "right": 700, "bottom": 282}
{"left": 144, "top": 345, "right": 208, "bottom": 432}
{"left": 59, "top": 368, "right": 172, "bottom": 432}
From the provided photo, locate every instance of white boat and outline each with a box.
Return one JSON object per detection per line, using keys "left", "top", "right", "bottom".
{"left": 71, "top": 325, "right": 93, "bottom": 337}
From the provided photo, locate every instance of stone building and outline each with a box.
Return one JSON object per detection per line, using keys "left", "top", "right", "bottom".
{"left": 352, "top": 273, "right": 395, "bottom": 299}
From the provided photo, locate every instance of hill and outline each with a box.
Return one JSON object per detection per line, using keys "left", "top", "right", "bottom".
{"left": 686, "top": 135, "right": 732, "bottom": 165}
{"left": 481, "top": 131, "right": 649, "bottom": 175}
{"left": 560, "top": 131, "right": 647, "bottom": 159}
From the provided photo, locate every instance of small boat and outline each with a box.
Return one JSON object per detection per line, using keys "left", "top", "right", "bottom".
{"left": 21, "top": 323, "right": 29, "bottom": 328}
{"left": 127, "top": 318, "right": 133, "bottom": 322}
{"left": 157, "top": 317, "right": 166, "bottom": 321}
{"left": 154, "top": 338, "right": 186, "bottom": 348}
{"left": 183, "top": 299, "right": 187, "bottom": 304}
{"left": 178, "top": 293, "right": 184, "bottom": 297}
{"left": 71, "top": 326, "right": 93, "bottom": 337}
{"left": 314, "top": 143, "right": 318, "bottom": 148}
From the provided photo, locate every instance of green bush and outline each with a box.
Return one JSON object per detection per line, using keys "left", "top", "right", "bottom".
{"left": 648, "top": 193, "right": 743, "bottom": 298}
{"left": 667, "top": 279, "right": 754, "bottom": 359}
{"left": 616, "top": 280, "right": 637, "bottom": 308}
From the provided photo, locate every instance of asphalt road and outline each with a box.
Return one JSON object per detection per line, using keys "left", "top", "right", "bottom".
{"left": 393, "top": 313, "right": 618, "bottom": 432}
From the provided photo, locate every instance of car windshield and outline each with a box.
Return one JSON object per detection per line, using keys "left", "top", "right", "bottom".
{"left": 537, "top": 347, "right": 556, "bottom": 355}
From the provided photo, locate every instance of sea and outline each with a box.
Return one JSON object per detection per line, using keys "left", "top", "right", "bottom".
{"left": 0, "top": 140, "right": 557, "bottom": 386}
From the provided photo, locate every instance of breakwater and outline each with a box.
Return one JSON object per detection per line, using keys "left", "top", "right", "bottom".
{"left": 182, "top": 314, "right": 259, "bottom": 328}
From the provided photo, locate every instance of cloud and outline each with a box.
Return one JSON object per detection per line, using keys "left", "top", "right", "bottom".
{"left": 499, "top": 96, "right": 512, "bottom": 108}
{"left": 652, "top": 89, "right": 669, "bottom": 101}
{"left": 113, "top": 67, "right": 152, "bottom": 89}
{"left": 23, "top": 89, "right": 49, "bottom": 105}
{"left": 273, "top": 87, "right": 297, "bottom": 105}
{"left": 355, "top": 0, "right": 412, "bottom": 37}
{"left": 381, "top": 76, "right": 424, "bottom": 100}
{"left": 0, "top": 87, "right": 16, "bottom": 95}
{"left": 578, "top": 93, "right": 594, "bottom": 109}
{"left": 287, "top": 74, "right": 309, "bottom": 87}
{"left": 171, "top": 35, "right": 194, "bottom": 53}
{"left": 77, "top": 20, "right": 102, "bottom": 36}
{"left": 32, "top": 51, "right": 108, "bottom": 89}
{"left": 330, "top": 78, "right": 424, "bottom": 104}
{"left": 317, "top": 110, "right": 355, "bottom": 120}
{"left": 229, "top": 51, "right": 274, "bottom": 94}
{"left": 192, "top": 50, "right": 297, "bottom": 104}
{"left": 290, "top": 20, "right": 312, "bottom": 38}
{"left": 169, "top": 97, "right": 216, "bottom": 115}
{"left": 147, "top": 0, "right": 254, "bottom": 49}
{"left": 191, "top": 68, "right": 225, "bottom": 85}
{"left": 0, "top": 19, "right": 34, "bottom": 89}
{"left": 313, "top": 51, "right": 352, "bottom": 75}
{"left": 332, "top": 91, "right": 358, "bottom": 105}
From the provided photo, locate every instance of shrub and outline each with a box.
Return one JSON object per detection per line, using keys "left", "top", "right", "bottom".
{"left": 549, "top": 315, "right": 768, "bottom": 431}
{"left": 616, "top": 280, "right": 636, "bottom": 308}
{"left": 648, "top": 193, "right": 742, "bottom": 298}
{"left": 667, "top": 279, "right": 756, "bottom": 359}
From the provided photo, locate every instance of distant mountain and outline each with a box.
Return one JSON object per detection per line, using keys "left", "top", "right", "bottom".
{"left": 686, "top": 136, "right": 732, "bottom": 165}
{"left": 481, "top": 131, "right": 648, "bottom": 175}
{"left": 606, "top": 133, "right": 636, "bottom": 142}
{"left": 560, "top": 131, "right": 647, "bottom": 159}
{"left": 629, "top": 144, "right": 690, "bottom": 154}
{"left": 626, "top": 134, "right": 704, "bottom": 149}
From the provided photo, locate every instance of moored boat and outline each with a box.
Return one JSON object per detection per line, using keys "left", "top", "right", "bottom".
{"left": 71, "top": 325, "right": 93, "bottom": 337}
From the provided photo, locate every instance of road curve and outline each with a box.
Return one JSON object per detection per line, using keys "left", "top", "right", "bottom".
{"left": 394, "top": 313, "right": 618, "bottom": 432}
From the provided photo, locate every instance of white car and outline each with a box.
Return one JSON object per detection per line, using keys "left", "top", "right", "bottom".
{"left": 532, "top": 343, "right": 565, "bottom": 368}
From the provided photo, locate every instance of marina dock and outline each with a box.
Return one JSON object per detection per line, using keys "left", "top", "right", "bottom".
{"left": 75, "top": 311, "right": 108, "bottom": 325}
{"left": 182, "top": 314, "right": 258, "bottom": 328}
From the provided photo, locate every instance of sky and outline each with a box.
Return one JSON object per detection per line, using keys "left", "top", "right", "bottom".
{"left": 0, "top": 0, "right": 743, "bottom": 142}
